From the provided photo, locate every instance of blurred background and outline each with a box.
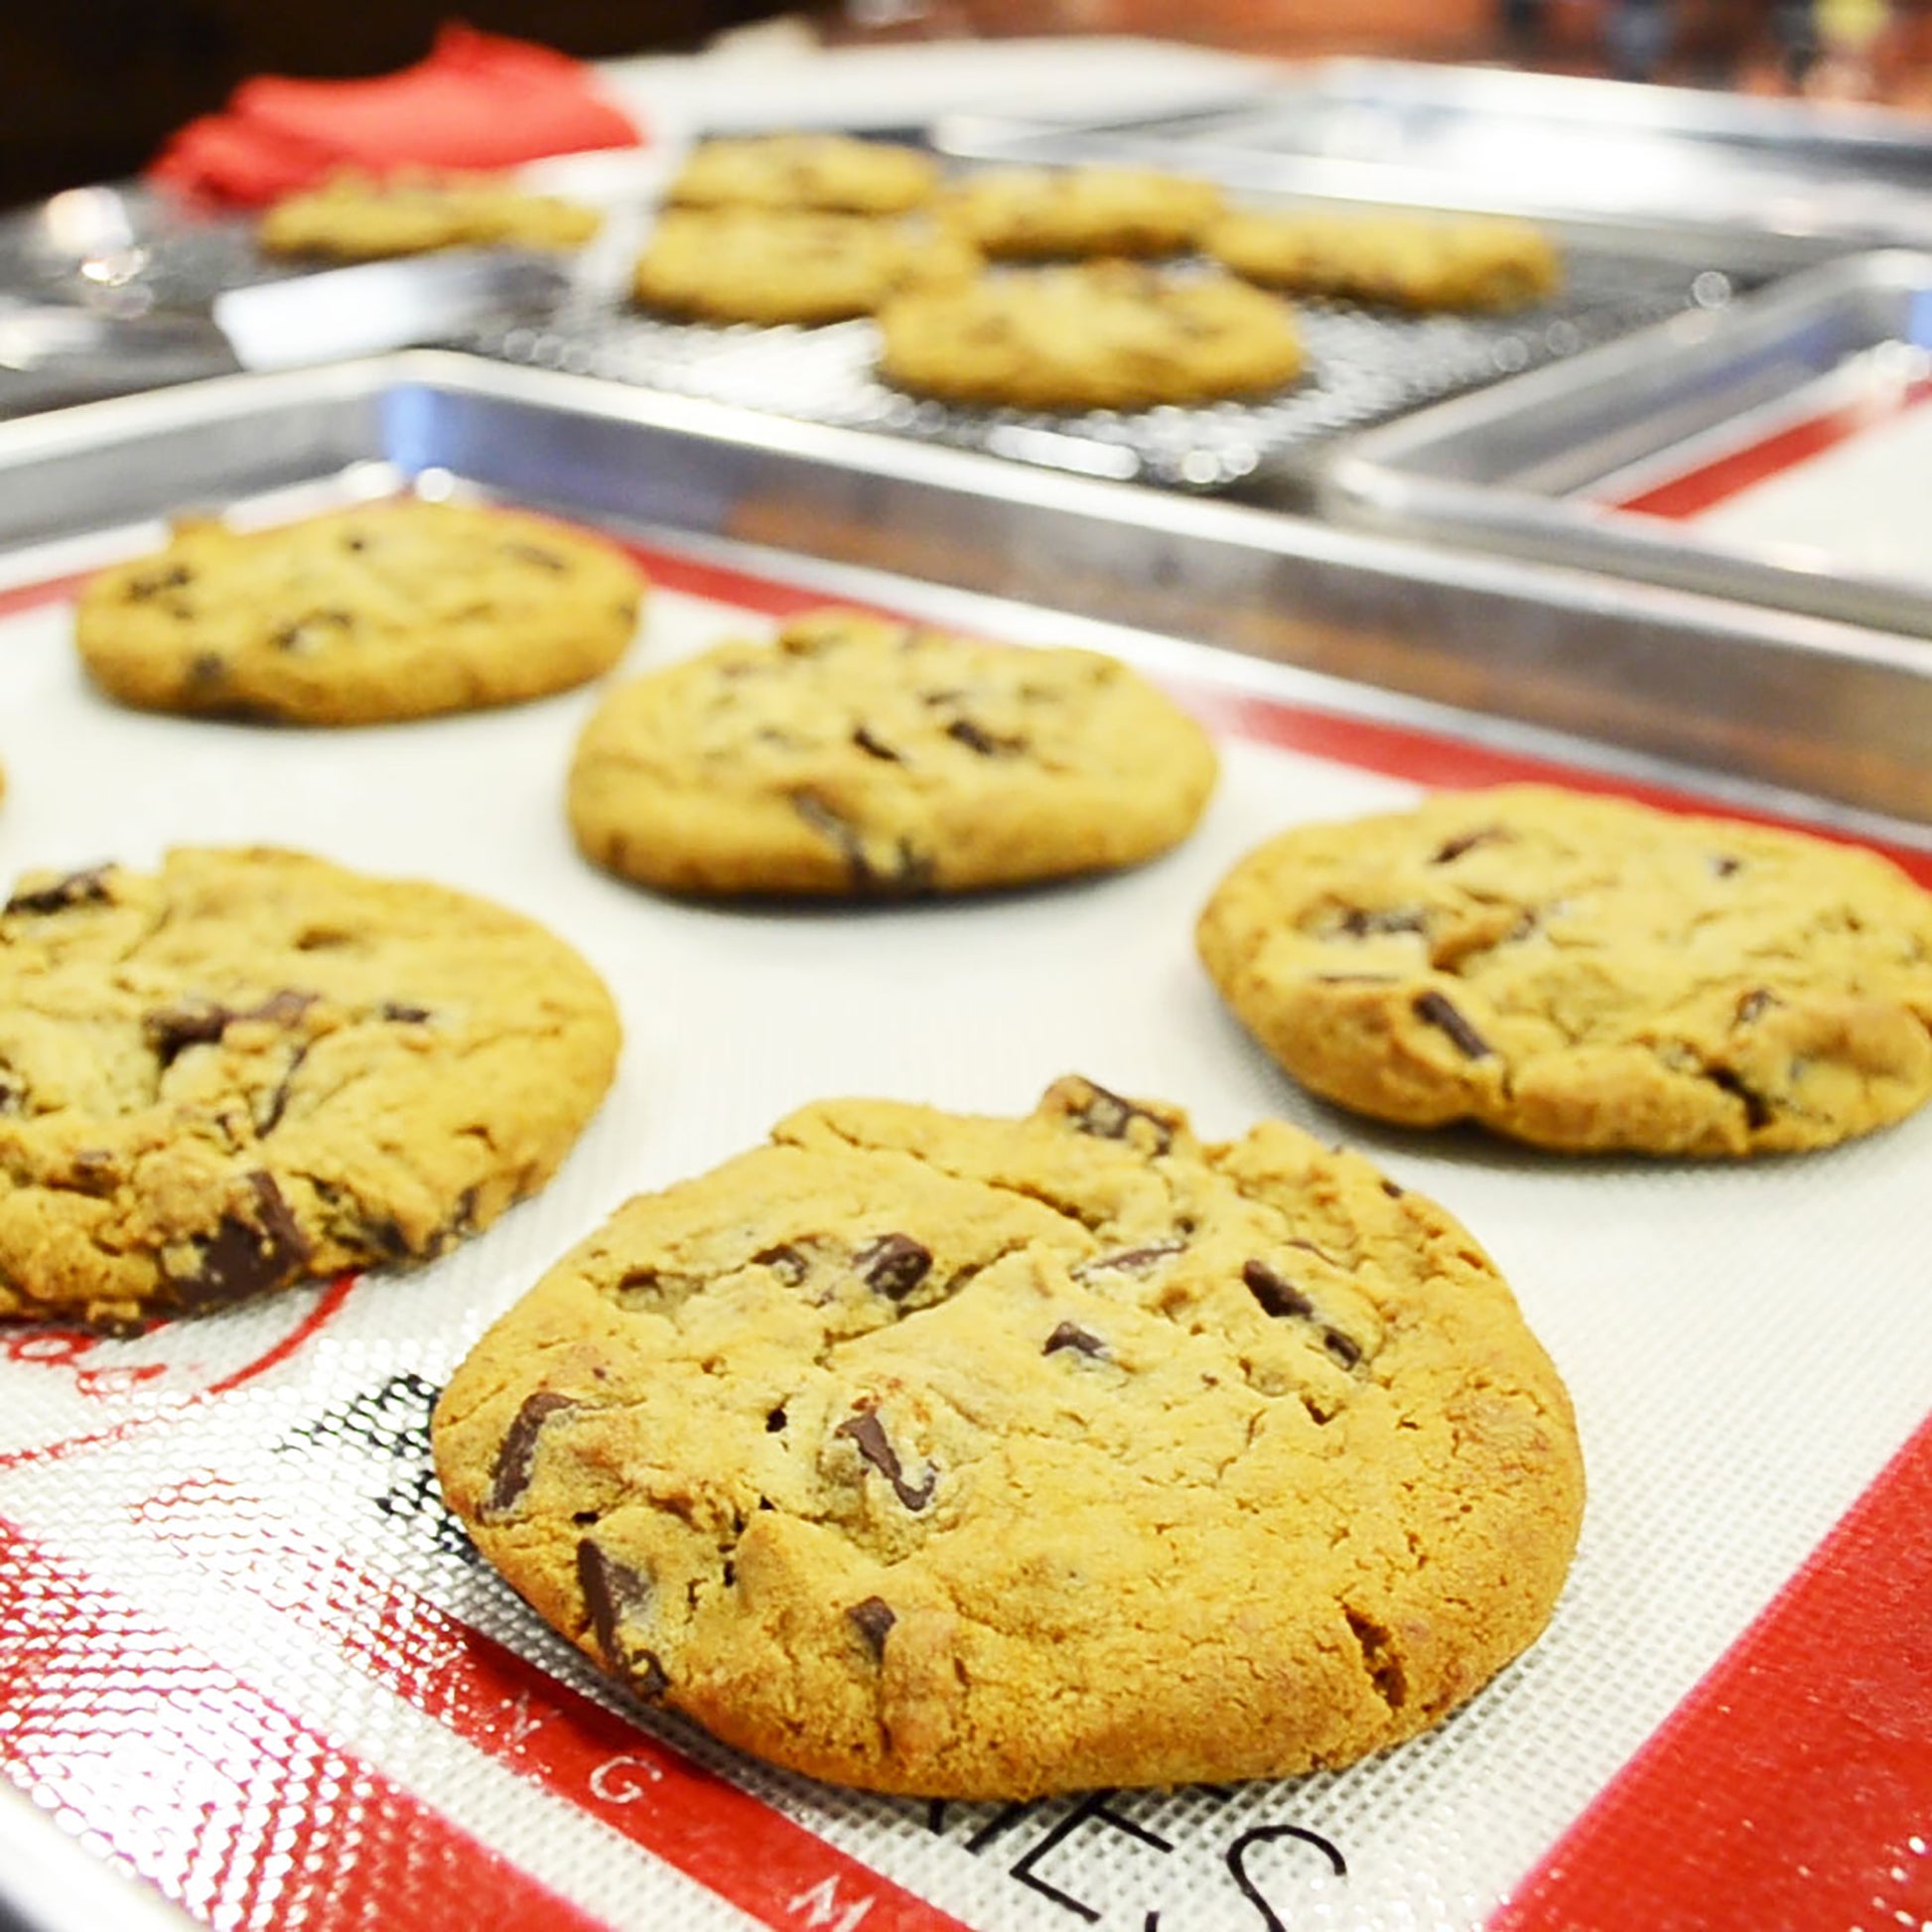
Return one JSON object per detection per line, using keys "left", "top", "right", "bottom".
{"left": 4, "top": 0, "right": 1931, "bottom": 209}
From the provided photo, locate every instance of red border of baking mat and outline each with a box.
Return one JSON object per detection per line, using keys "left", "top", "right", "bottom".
{"left": 1, "top": 536, "right": 1928, "bottom": 1932}
{"left": 1612, "top": 374, "right": 1932, "bottom": 522}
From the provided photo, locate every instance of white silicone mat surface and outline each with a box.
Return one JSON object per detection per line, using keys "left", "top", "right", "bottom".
{"left": 0, "top": 508, "right": 1927, "bottom": 1932}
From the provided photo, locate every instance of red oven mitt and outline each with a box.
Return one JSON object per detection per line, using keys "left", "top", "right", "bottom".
{"left": 150, "top": 23, "right": 643, "bottom": 206}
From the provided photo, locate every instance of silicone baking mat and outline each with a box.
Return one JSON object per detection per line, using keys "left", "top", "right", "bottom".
{"left": 0, "top": 510, "right": 1926, "bottom": 1932}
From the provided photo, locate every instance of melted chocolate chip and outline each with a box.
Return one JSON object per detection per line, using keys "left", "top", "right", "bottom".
{"left": 576, "top": 1538, "right": 651, "bottom": 1669}
{"left": 1430, "top": 826, "right": 1511, "bottom": 865}
{"left": 343, "top": 533, "right": 369, "bottom": 553}
{"left": 848, "top": 1595, "right": 897, "bottom": 1658}
{"left": 148, "top": 990, "right": 315, "bottom": 1068}
{"left": 765, "top": 1407, "right": 788, "bottom": 1433}
{"left": 852, "top": 725, "right": 901, "bottom": 762}
{"left": 258, "top": 1042, "right": 310, "bottom": 1135}
{"left": 945, "top": 717, "right": 1019, "bottom": 758}
{"left": 1339, "top": 907, "right": 1429, "bottom": 937}
{"left": 1413, "top": 991, "right": 1492, "bottom": 1060}
{"left": 1736, "top": 988, "right": 1780, "bottom": 1026}
{"left": 502, "top": 542, "right": 567, "bottom": 571}
{"left": 380, "top": 1001, "right": 432, "bottom": 1024}
{"left": 1710, "top": 855, "right": 1742, "bottom": 879}
{"left": 1043, "top": 1320, "right": 1108, "bottom": 1359}
{"left": 753, "top": 1243, "right": 809, "bottom": 1286}
{"left": 1379, "top": 1178, "right": 1405, "bottom": 1200}
{"left": 189, "top": 652, "right": 227, "bottom": 687}
{"left": 835, "top": 1410, "right": 935, "bottom": 1511}
{"left": 855, "top": 1233, "right": 932, "bottom": 1301}
{"left": 1322, "top": 1328, "right": 1363, "bottom": 1370}
{"left": 1242, "top": 1260, "right": 1312, "bottom": 1320}
{"left": 631, "top": 1650, "right": 671, "bottom": 1700}
{"left": 126, "top": 565, "right": 192, "bottom": 601}
{"left": 791, "top": 794, "right": 929, "bottom": 895}
{"left": 6, "top": 868, "right": 112, "bottom": 917}
{"left": 1073, "top": 1239, "right": 1185, "bottom": 1278}
{"left": 1708, "top": 1066, "right": 1774, "bottom": 1130}
{"left": 1063, "top": 1079, "right": 1174, "bottom": 1156}
{"left": 174, "top": 1172, "right": 311, "bottom": 1309}
{"left": 485, "top": 1392, "right": 577, "bottom": 1516}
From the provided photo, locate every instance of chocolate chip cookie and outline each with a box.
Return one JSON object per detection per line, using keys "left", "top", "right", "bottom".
{"left": 941, "top": 166, "right": 1224, "bottom": 258}
{"left": 1197, "top": 785, "right": 1932, "bottom": 1156}
{"left": 0, "top": 848, "right": 621, "bottom": 1328}
{"left": 632, "top": 208, "right": 977, "bottom": 326}
{"left": 1205, "top": 208, "right": 1562, "bottom": 313}
{"left": 259, "top": 169, "right": 602, "bottom": 259}
{"left": 878, "top": 262, "right": 1304, "bottom": 413}
{"left": 75, "top": 500, "right": 645, "bottom": 727}
{"left": 566, "top": 607, "right": 1219, "bottom": 897}
{"left": 434, "top": 1075, "right": 1584, "bottom": 1799}
{"left": 667, "top": 134, "right": 939, "bottom": 215}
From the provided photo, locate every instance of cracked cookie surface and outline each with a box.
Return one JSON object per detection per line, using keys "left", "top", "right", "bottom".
{"left": 941, "top": 166, "right": 1224, "bottom": 258}
{"left": 76, "top": 500, "right": 645, "bottom": 727}
{"left": 258, "top": 170, "right": 601, "bottom": 259}
{"left": 1197, "top": 785, "right": 1932, "bottom": 1156}
{"left": 0, "top": 847, "right": 621, "bottom": 1326}
{"left": 667, "top": 135, "right": 938, "bottom": 215}
{"left": 433, "top": 1074, "right": 1584, "bottom": 1799}
{"left": 632, "top": 209, "right": 977, "bottom": 326}
{"left": 878, "top": 261, "right": 1303, "bottom": 413}
{"left": 566, "top": 607, "right": 1218, "bottom": 897}
{"left": 1205, "top": 209, "right": 1561, "bottom": 313}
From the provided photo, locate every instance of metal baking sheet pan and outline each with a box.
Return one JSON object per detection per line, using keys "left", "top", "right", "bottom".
{"left": 0, "top": 168, "right": 1741, "bottom": 493}
{"left": 1321, "top": 250, "right": 1932, "bottom": 646}
{"left": 936, "top": 58, "right": 1932, "bottom": 268}
{"left": 0, "top": 350, "right": 1925, "bottom": 1932}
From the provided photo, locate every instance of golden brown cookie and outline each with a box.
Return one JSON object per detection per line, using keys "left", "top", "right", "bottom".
{"left": 1205, "top": 208, "right": 1562, "bottom": 313}
{"left": 434, "top": 1075, "right": 1585, "bottom": 1799}
{"left": 631, "top": 208, "right": 977, "bottom": 326}
{"left": 1196, "top": 785, "right": 1932, "bottom": 1156}
{"left": 0, "top": 847, "right": 621, "bottom": 1327}
{"left": 878, "top": 262, "right": 1304, "bottom": 413}
{"left": 942, "top": 166, "right": 1223, "bottom": 258}
{"left": 258, "top": 169, "right": 601, "bottom": 259}
{"left": 666, "top": 134, "right": 939, "bottom": 214}
{"left": 75, "top": 500, "right": 645, "bottom": 728}
{"left": 567, "top": 607, "right": 1219, "bottom": 897}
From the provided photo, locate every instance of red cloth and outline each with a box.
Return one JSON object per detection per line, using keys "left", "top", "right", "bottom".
{"left": 150, "top": 24, "right": 642, "bottom": 206}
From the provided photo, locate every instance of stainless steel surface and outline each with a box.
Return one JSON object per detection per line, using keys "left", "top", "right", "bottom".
{"left": 0, "top": 350, "right": 1922, "bottom": 827}
{"left": 1323, "top": 250, "right": 1932, "bottom": 639}
{"left": 936, "top": 59, "right": 1932, "bottom": 268}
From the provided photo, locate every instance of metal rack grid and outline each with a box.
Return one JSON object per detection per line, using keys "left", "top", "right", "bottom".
{"left": 456, "top": 248, "right": 1729, "bottom": 490}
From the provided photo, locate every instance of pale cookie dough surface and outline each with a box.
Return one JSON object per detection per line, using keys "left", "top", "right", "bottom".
{"left": 258, "top": 170, "right": 601, "bottom": 259}
{"left": 434, "top": 1075, "right": 1584, "bottom": 1799}
{"left": 567, "top": 607, "right": 1219, "bottom": 897}
{"left": 75, "top": 500, "right": 645, "bottom": 728}
{"left": 667, "top": 134, "right": 939, "bottom": 214}
{"left": 0, "top": 848, "right": 621, "bottom": 1328}
{"left": 942, "top": 166, "right": 1224, "bottom": 258}
{"left": 632, "top": 208, "right": 977, "bottom": 326}
{"left": 1196, "top": 784, "right": 1932, "bottom": 1157}
{"left": 1206, "top": 209, "right": 1563, "bottom": 313}
{"left": 878, "top": 262, "right": 1304, "bottom": 413}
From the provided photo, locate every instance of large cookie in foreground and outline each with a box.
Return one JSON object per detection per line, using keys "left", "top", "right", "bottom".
{"left": 433, "top": 1075, "right": 1584, "bottom": 1799}
{"left": 76, "top": 500, "right": 645, "bottom": 728}
{"left": 0, "top": 849, "right": 621, "bottom": 1327}
{"left": 1197, "top": 784, "right": 1932, "bottom": 1156}
{"left": 567, "top": 608, "right": 1219, "bottom": 897}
